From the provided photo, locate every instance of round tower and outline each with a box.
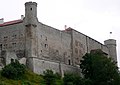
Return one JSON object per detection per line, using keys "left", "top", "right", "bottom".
{"left": 24, "top": 1, "right": 38, "bottom": 26}
{"left": 24, "top": 2, "right": 38, "bottom": 71}
{"left": 104, "top": 39, "right": 117, "bottom": 62}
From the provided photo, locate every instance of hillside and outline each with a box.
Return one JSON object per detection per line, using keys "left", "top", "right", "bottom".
{"left": 0, "top": 69, "right": 46, "bottom": 85}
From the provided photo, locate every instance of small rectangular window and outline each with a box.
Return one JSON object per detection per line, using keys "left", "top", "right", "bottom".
{"left": 12, "top": 43, "right": 16, "bottom": 47}
{"left": 45, "top": 44, "right": 48, "bottom": 48}
{"left": 12, "top": 34, "right": 17, "bottom": 39}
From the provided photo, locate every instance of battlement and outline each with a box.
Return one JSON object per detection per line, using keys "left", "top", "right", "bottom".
{"left": 104, "top": 39, "right": 116, "bottom": 46}
{"left": 25, "top": 1, "right": 37, "bottom": 6}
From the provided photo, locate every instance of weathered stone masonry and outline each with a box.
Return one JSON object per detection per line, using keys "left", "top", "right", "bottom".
{"left": 0, "top": 2, "right": 117, "bottom": 75}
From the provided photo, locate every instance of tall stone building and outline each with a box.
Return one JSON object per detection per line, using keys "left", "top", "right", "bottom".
{"left": 0, "top": 2, "right": 117, "bottom": 75}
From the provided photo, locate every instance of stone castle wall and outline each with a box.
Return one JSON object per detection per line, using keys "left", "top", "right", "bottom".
{"left": 0, "top": 1, "right": 117, "bottom": 75}
{"left": 0, "top": 23, "right": 25, "bottom": 59}
{"left": 29, "top": 57, "right": 80, "bottom": 76}
{"left": 36, "top": 23, "right": 72, "bottom": 64}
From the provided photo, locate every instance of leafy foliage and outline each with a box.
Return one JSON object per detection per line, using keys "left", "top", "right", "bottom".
{"left": 43, "top": 69, "right": 56, "bottom": 85}
{"left": 1, "top": 59, "right": 26, "bottom": 80}
{"left": 63, "top": 73, "right": 83, "bottom": 85}
{"left": 0, "top": 68, "right": 44, "bottom": 85}
{"left": 80, "top": 49, "right": 120, "bottom": 85}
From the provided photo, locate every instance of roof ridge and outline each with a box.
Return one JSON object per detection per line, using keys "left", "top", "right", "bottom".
{"left": 0, "top": 19, "right": 23, "bottom": 27}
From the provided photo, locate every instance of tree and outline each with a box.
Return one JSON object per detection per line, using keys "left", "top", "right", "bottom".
{"left": 1, "top": 59, "right": 26, "bottom": 80}
{"left": 43, "top": 69, "right": 56, "bottom": 85}
{"left": 80, "top": 49, "right": 120, "bottom": 85}
{"left": 63, "top": 73, "right": 84, "bottom": 85}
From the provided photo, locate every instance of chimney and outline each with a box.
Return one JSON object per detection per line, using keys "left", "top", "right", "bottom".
{"left": 21, "top": 15, "right": 24, "bottom": 20}
{"left": 0, "top": 18, "right": 4, "bottom": 24}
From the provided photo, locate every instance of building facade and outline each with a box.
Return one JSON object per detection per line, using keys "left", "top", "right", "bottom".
{"left": 0, "top": 2, "right": 117, "bottom": 75}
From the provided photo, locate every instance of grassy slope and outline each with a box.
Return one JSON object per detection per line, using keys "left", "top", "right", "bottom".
{"left": 0, "top": 70, "right": 45, "bottom": 85}
{"left": 0, "top": 70, "right": 62, "bottom": 85}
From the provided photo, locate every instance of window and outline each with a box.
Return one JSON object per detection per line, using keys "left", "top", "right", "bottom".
{"left": 45, "top": 44, "right": 48, "bottom": 48}
{"left": 12, "top": 34, "right": 17, "bottom": 39}
{"left": 68, "top": 59, "right": 71, "bottom": 65}
{"left": 4, "top": 36, "right": 8, "bottom": 38}
{"left": 4, "top": 36, "right": 8, "bottom": 41}
{"left": 4, "top": 44, "right": 7, "bottom": 49}
{"left": 0, "top": 44, "right": 2, "bottom": 50}
{"left": 21, "top": 34, "right": 23, "bottom": 37}
{"left": 12, "top": 43, "right": 16, "bottom": 47}
{"left": 30, "top": 8, "right": 32, "bottom": 10}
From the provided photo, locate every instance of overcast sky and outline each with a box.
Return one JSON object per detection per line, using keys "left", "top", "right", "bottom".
{"left": 0, "top": 0, "right": 120, "bottom": 67}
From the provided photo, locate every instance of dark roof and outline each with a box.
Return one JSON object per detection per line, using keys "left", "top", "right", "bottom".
{"left": 0, "top": 19, "right": 23, "bottom": 27}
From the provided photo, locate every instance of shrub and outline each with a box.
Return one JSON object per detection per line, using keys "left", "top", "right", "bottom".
{"left": 0, "top": 81, "right": 6, "bottom": 85}
{"left": 55, "top": 72, "right": 61, "bottom": 79}
{"left": 43, "top": 69, "right": 56, "bottom": 85}
{"left": 21, "top": 80, "right": 31, "bottom": 85}
{"left": 63, "top": 73, "right": 83, "bottom": 85}
{"left": 1, "top": 59, "right": 26, "bottom": 80}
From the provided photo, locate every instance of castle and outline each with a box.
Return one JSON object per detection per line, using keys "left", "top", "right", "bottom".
{"left": 0, "top": 2, "right": 117, "bottom": 75}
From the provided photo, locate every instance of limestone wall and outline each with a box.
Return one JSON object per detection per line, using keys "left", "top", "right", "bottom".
{"left": 36, "top": 23, "right": 72, "bottom": 65}
{"left": 66, "top": 29, "right": 109, "bottom": 65}
{"left": 30, "top": 57, "right": 80, "bottom": 76}
{"left": 0, "top": 23, "right": 25, "bottom": 58}
{"left": 71, "top": 30, "right": 87, "bottom": 65}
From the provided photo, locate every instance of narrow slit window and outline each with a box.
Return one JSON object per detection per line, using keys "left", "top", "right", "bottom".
{"left": 68, "top": 59, "right": 71, "bottom": 65}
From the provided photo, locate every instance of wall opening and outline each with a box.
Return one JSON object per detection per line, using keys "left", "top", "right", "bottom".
{"left": 45, "top": 44, "right": 48, "bottom": 48}
{"left": 0, "top": 44, "right": 2, "bottom": 50}
{"left": 68, "top": 59, "right": 71, "bottom": 65}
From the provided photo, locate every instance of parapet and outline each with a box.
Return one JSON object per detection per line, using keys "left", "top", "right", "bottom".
{"left": 25, "top": 1, "right": 37, "bottom": 7}
{"left": 104, "top": 39, "right": 116, "bottom": 46}
{"left": 104, "top": 39, "right": 117, "bottom": 62}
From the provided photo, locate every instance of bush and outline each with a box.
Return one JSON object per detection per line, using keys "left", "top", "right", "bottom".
{"left": 1, "top": 59, "right": 26, "bottom": 80}
{"left": 0, "top": 81, "right": 6, "bottom": 85}
{"left": 21, "top": 80, "right": 31, "bottom": 85}
{"left": 63, "top": 73, "right": 83, "bottom": 85}
{"left": 55, "top": 72, "right": 61, "bottom": 79}
{"left": 43, "top": 69, "right": 56, "bottom": 85}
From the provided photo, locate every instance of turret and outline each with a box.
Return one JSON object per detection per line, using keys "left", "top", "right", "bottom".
{"left": 24, "top": 2, "right": 38, "bottom": 71}
{"left": 24, "top": 1, "right": 38, "bottom": 26}
{"left": 104, "top": 39, "right": 117, "bottom": 62}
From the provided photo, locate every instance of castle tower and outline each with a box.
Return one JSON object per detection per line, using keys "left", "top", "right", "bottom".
{"left": 104, "top": 39, "right": 117, "bottom": 62}
{"left": 24, "top": 1, "right": 38, "bottom": 26}
{"left": 24, "top": 2, "right": 38, "bottom": 70}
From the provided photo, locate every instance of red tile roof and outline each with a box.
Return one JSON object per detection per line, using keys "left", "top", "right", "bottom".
{"left": 0, "top": 19, "right": 23, "bottom": 27}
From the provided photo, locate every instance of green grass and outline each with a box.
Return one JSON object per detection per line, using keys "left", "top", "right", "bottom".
{"left": 0, "top": 69, "right": 45, "bottom": 85}
{"left": 0, "top": 69, "right": 63, "bottom": 85}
